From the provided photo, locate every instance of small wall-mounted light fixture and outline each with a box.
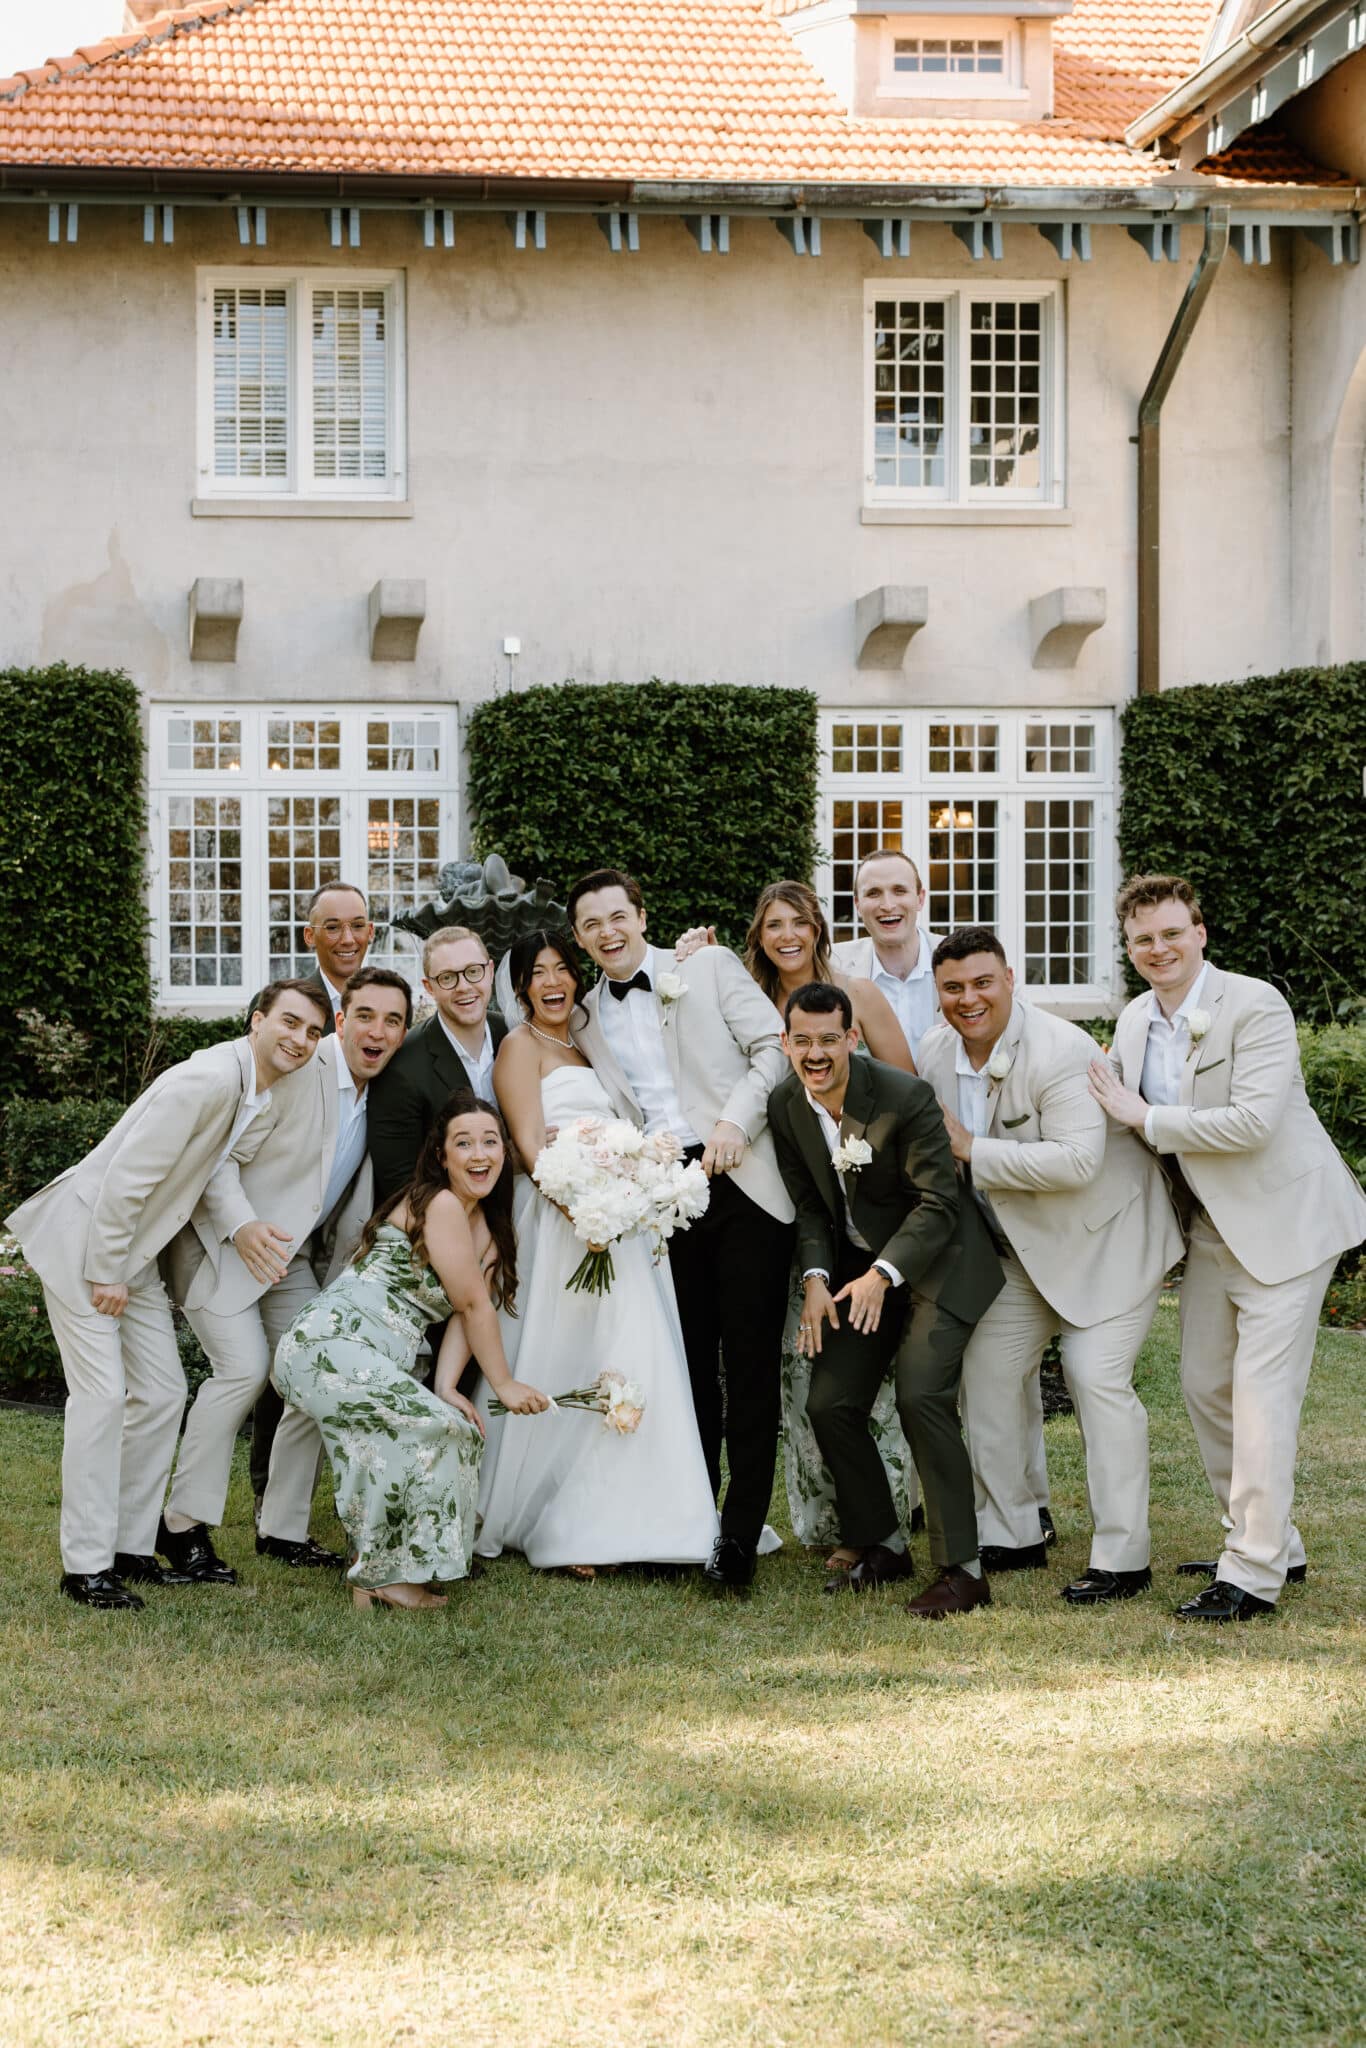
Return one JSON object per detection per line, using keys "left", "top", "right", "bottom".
{"left": 502, "top": 636, "right": 521, "bottom": 692}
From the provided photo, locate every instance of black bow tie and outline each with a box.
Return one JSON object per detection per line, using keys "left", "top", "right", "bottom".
{"left": 608, "top": 969, "right": 652, "bottom": 1002}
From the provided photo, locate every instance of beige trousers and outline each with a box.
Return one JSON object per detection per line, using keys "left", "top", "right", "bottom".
{"left": 167, "top": 1254, "right": 322, "bottom": 1534}
{"left": 1179, "top": 1215, "right": 1336, "bottom": 1601}
{"left": 960, "top": 1254, "right": 1161, "bottom": 1570}
{"left": 43, "top": 1263, "right": 186, "bottom": 1574}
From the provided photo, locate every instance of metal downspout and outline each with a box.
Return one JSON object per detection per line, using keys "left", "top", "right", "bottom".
{"left": 1136, "top": 206, "right": 1231, "bottom": 695}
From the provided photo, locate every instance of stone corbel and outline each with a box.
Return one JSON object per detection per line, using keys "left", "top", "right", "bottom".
{"left": 856, "top": 586, "right": 928, "bottom": 670}
{"left": 368, "top": 578, "right": 427, "bottom": 661}
{"left": 1029, "top": 587, "right": 1106, "bottom": 669}
{"left": 188, "top": 577, "right": 243, "bottom": 662}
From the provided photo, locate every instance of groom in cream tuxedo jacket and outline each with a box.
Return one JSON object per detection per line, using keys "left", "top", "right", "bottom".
{"left": 162, "top": 971, "right": 412, "bottom": 1579}
{"left": 1092, "top": 874, "right": 1366, "bottom": 1620}
{"left": 569, "top": 867, "right": 795, "bottom": 1588}
{"left": 918, "top": 930, "right": 1183, "bottom": 1602}
{"left": 5, "top": 982, "right": 331, "bottom": 1607}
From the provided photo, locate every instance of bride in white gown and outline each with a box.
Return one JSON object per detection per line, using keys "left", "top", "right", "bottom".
{"left": 475, "top": 929, "right": 719, "bottom": 1571}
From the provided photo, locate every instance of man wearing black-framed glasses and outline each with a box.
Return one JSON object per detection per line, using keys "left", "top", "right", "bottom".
{"left": 368, "top": 924, "right": 507, "bottom": 1203}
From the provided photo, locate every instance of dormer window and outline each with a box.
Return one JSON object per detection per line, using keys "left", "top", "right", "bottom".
{"left": 892, "top": 35, "right": 1007, "bottom": 79}
{"left": 881, "top": 19, "right": 1024, "bottom": 100}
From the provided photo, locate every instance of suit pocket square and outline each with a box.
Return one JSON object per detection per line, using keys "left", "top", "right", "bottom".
{"left": 1002, "top": 1114, "right": 1031, "bottom": 1129}
{"left": 1194, "top": 1058, "right": 1225, "bottom": 1077}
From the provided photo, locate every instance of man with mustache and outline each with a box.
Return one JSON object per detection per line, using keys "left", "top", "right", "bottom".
{"left": 768, "top": 982, "right": 1003, "bottom": 1617}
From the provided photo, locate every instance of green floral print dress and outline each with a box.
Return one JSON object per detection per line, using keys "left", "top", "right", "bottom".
{"left": 274, "top": 1225, "right": 483, "bottom": 1589}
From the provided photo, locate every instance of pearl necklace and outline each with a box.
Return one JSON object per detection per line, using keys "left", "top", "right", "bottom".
{"left": 527, "top": 1021, "right": 578, "bottom": 1053}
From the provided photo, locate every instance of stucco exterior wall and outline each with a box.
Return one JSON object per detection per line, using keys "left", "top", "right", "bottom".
{"left": 0, "top": 203, "right": 1294, "bottom": 710}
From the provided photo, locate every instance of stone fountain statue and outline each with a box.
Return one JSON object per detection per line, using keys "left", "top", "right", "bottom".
{"left": 391, "top": 852, "right": 567, "bottom": 954}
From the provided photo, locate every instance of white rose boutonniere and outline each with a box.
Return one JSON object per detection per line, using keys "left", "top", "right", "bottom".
{"left": 656, "top": 971, "right": 686, "bottom": 1022}
{"left": 986, "top": 1044, "right": 1014, "bottom": 1094}
{"left": 1185, "top": 1009, "right": 1212, "bottom": 1060}
{"left": 831, "top": 1135, "right": 873, "bottom": 1178}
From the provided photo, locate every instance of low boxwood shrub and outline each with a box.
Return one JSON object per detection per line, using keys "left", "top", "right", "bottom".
{"left": 0, "top": 1234, "right": 210, "bottom": 1403}
{"left": 467, "top": 679, "right": 820, "bottom": 950}
{"left": 1298, "top": 1020, "right": 1366, "bottom": 1188}
{"left": 0, "top": 1098, "right": 124, "bottom": 1214}
{"left": 1119, "top": 666, "right": 1366, "bottom": 1023}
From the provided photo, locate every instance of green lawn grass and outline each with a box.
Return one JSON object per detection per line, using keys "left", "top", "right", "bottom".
{"left": 2, "top": 1298, "right": 1363, "bottom": 2047}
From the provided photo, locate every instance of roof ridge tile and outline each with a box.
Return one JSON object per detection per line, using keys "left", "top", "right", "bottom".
{"left": 0, "top": 0, "right": 264, "bottom": 105}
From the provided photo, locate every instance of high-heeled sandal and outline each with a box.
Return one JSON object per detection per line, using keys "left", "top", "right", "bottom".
{"left": 352, "top": 1584, "right": 448, "bottom": 1612}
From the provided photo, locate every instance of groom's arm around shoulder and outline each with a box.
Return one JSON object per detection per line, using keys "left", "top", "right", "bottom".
{"left": 1146, "top": 973, "right": 1297, "bottom": 1158}
{"left": 877, "top": 1065, "right": 961, "bottom": 1288}
{"left": 767, "top": 1074, "right": 836, "bottom": 1277}
{"left": 684, "top": 944, "right": 787, "bottom": 1138}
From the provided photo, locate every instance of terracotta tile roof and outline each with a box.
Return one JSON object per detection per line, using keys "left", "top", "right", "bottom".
{"left": 0, "top": 0, "right": 1348, "bottom": 190}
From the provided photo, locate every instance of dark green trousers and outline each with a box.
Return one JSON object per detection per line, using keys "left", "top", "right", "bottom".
{"left": 806, "top": 1252, "right": 979, "bottom": 1566}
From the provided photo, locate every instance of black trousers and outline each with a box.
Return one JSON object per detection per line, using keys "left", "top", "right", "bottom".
{"left": 806, "top": 1244, "right": 979, "bottom": 1566}
{"left": 667, "top": 1172, "right": 794, "bottom": 1552}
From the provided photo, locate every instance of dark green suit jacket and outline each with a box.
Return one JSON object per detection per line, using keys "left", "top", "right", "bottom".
{"left": 245, "top": 968, "right": 335, "bottom": 1038}
{"left": 768, "top": 1054, "right": 1003, "bottom": 1326}
{"left": 368, "top": 1011, "right": 509, "bottom": 1203}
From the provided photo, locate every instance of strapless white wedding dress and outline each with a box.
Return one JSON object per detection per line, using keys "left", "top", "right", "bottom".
{"left": 475, "top": 1064, "right": 720, "bottom": 1567}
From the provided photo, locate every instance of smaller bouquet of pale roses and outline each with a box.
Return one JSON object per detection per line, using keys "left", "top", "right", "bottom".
{"left": 533, "top": 1116, "right": 710, "bottom": 1295}
{"left": 491, "top": 1369, "right": 646, "bottom": 1433}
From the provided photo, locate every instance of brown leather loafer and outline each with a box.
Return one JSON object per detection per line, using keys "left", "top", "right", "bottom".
{"left": 826, "top": 1542, "right": 914, "bottom": 1594}
{"left": 905, "top": 1566, "right": 992, "bottom": 1619}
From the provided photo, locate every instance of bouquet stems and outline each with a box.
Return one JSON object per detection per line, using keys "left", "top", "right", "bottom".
{"left": 566, "top": 1247, "right": 615, "bottom": 1296}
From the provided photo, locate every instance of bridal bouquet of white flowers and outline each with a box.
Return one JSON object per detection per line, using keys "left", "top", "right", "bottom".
{"left": 491, "top": 1368, "right": 646, "bottom": 1433}
{"left": 533, "top": 1116, "right": 710, "bottom": 1295}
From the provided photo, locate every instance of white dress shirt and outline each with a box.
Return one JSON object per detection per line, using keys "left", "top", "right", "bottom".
{"left": 1139, "top": 963, "right": 1211, "bottom": 1147}
{"left": 868, "top": 930, "right": 940, "bottom": 1062}
{"left": 801, "top": 1087, "right": 903, "bottom": 1288}
{"left": 216, "top": 1073, "right": 271, "bottom": 1174}
{"left": 319, "top": 1052, "right": 368, "bottom": 1227}
{"left": 439, "top": 1015, "right": 497, "bottom": 1105}
{"left": 954, "top": 1034, "right": 1007, "bottom": 1246}
{"left": 598, "top": 945, "right": 700, "bottom": 1147}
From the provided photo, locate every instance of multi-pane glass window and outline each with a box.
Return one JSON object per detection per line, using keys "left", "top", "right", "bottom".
{"left": 820, "top": 711, "right": 1113, "bottom": 1000}
{"left": 893, "top": 36, "right": 1006, "bottom": 74}
{"left": 199, "top": 271, "right": 405, "bottom": 498}
{"left": 149, "top": 706, "right": 454, "bottom": 1005}
{"left": 866, "top": 283, "right": 1063, "bottom": 507}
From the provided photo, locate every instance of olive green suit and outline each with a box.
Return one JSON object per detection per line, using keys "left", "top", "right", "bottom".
{"left": 768, "top": 1055, "right": 1003, "bottom": 1565}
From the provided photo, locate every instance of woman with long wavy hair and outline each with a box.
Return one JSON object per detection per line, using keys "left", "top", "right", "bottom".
{"left": 274, "top": 1094, "right": 548, "bottom": 1612}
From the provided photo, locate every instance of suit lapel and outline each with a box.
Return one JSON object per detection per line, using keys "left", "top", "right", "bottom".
{"left": 1180, "top": 964, "right": 1224, "bottom": 1104}
{"left": 424, "top": 1016, "right": 468, "bottom": 1102}
{"left": 985, "top": 1004, "right": 1027, "bottom": 1135}
{"left": 794, "top": 1093, "right": 841, "bottom": 1221}
{"left": 1114, "top": 998, "right": 1149, "bottom": 1092}
{"left": 317, "top": 1040, "right": 340, "bottom": 1195}
{"left": 654, "top": 950, "right": 685, "bottom": 1097}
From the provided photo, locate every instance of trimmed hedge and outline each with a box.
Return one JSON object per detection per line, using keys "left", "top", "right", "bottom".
{"left": 467, "top": 680, "right": 820, "bottom": 950}
{"left": 1119, "top": 666, "right": 1366, "bottom": 1023}
{"left": 1298, "top": 1021, "right": 1366, "bottom": 1188}
{"left": 0, "top": 1098, "right": 124, "bottom": 1215}
{"left": 0, "top": 665, "right": 151, "bottom": 1096}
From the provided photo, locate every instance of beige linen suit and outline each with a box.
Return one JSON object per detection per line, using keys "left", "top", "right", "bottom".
{"left": 918, "top": 1003, "right": 1183, "bottom": 1568}
{"left": 164, "top": 1035, "right": 374, "bottom": 1541}
{"left": 1114, "top": 964, "right": 1366, "bottom": 1598}
{"left": 5, "top": 1038, "right": 267, "bottom": 1574}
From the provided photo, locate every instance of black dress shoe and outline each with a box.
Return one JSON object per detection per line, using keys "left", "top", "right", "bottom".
{"left": 829, "top": 1543, "right": 915, "bottom": 1594}
{"left": 909, "top": 1505, "right": 926, "bottom": 1536}
{"left": 1061, "top": 1566, "right": 1152, "bottom": 1605}
{"left": 59, "top": 1570, "right": 144, "bottom": 1610}
{"left": 255, "top": 1533, "right": 346, "bottom": 1569}
{"left": 978, "top": 1541, "right": 1049, "bottom": 1573}
{"left": 703, "top": 1535, "right": 756, "bottom": 1590}
{"left": 157, "top": 1517, "right": 237, "bottom": 1584}
{"left": 1039, "top": 1507, "right": 1058, "bottom": 1547}
{"left": 114, "top": 1552, "right": 196, "bottom": 1587}
{"left": 1177, "top": 1558, "right": 1306, "bottom": 1585}
{"left": 1175, "top": 1580, "right": 1277, "bottom": 1622}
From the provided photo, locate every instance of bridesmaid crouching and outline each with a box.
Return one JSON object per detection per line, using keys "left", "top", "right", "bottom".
{"left": 273, "top": 1095, "right": 549, "bottom": 1612}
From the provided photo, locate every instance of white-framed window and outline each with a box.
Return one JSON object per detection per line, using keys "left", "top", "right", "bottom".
{"left": 818, "top": 710, "right": 1115, "bottom": 1003}
{"left": 883, "top": 19, "right": 1021, "bottom": 95}
{"left": 196, "top": 269, "right": 406, "bottom": 499}
{"left": 865, "top": 282, "right": 1065, "bottom": 507}
{"left": 148, "top": 705, "right": 454, "bottom": 1005}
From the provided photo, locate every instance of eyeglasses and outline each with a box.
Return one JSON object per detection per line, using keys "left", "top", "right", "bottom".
{"left": 431, "top": 963, "right": 490, "bottom": 989}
